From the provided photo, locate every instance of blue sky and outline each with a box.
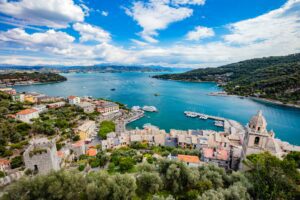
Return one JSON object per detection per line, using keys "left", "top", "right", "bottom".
{"left": 0, "top": 0, "right": 299, "bottom": 67}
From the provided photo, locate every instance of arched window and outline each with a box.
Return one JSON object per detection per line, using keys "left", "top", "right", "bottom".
{"left": 254, "top": 137, "right": 260, "bottom": 145}
{"left": 258, "top": 127, "right": 261, "bottom": 131}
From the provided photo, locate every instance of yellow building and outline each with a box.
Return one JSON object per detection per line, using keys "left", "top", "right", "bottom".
{"left": 75, "top": 120, "right": 96, "bottom": 140}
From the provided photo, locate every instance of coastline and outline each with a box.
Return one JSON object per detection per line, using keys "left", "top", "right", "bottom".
{"left": 3, "top": 80, "right": 66, "bottom": 87}
{"left": 154, "top": 77, "right": 300, "bottom": 109}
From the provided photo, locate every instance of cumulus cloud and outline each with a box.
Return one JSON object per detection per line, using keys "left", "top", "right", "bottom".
{"left": 0, "top": 0, "right": 84, "bottom": 28}
{"left": 186, "top": 26, "right": 215, "bottom": 41}
{"left": 125, "top": 0, "right": 193, "bottom": 43}
{"left": 171, "top": 0, "right": 206, "bottom": 5}
{"left": 101, "top": 11, "right": 109, "bottom": 17}
{"left": 73, "top": 23, "right": 111, "bottom": 43}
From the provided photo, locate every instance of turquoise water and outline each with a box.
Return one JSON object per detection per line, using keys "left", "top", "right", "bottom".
{"left": 13, "top": 72, "right": 300, "bottom": 145}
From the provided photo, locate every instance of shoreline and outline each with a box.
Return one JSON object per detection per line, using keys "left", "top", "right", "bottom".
{"left": 5, "top": 80, "right": 66, "bottom": 87}
{"left": 154, "top": 77, "right": 300, "bottom": 109}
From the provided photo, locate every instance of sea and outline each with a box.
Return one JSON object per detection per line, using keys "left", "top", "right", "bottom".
{"left": 13, "top": 72, "right": 300, "bottom": 145}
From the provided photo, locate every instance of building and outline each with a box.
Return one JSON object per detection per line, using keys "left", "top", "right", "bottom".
{"left": 32, "top": 104, "right": 48, "bottom": 114}
{"left": 77, "top": 102, "right": 95, "bottom": 113}
{"left": 74, "top": 120, "right": 96, "bottom": 140}
{"left": 68, "top": 96, "right": 80, "bottom": 105}
{"left": 23, "top": 138, "right": 60, "bottom": 175}
{"left": 12, "top": 93, "right": 25, "bottom": 102}
{"left": 177, "top": 154, "right": 202, "bottom": 167}
{"left": 96, "top": 100, "right": 119, "bottom": 115}
{"left": 47, "top": 101, "right": 66, "bottom": 108}
{"left": 86, "top": 147, "right": 97, "bottom": 156}
{"left": 241, "top": 111, "right": 284, "bottom": 162}
{"left": 0, "top": 159, "right": 10, "bottom": 171}
{"left": 16, "top": 108, "right": 39, "bottom": 123}
{"left": 202, "top": 147, "right": 230, "bottom": 169}
{"left": 0, "top": 88, "right": 16, "bottom": 95}
{"left": 71, "top": 140, "right": 86, "bottom": 157}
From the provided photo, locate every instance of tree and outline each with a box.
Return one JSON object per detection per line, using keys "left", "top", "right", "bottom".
{"left": 136, "top": 172, "right": 162, "bottom": 196}
{"left": 244, "top": 152, "right": 300, "bottom": 200}
{"left": 110, "top": 174, "right": 137, "bottom": 200}
{"left": 119, "top": 157, "right": 135, "bottom": 172}
{"left": 0, "top": 171, "right": 5, "bottom": 178}
{"left": 10, "top": 156, "right": 23, "bottom": 169}
{"left": 98, "top": 121, "right": 115, "bottom": 139}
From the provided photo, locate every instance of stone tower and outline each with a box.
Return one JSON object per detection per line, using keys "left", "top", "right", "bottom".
{"left": 23, "top": 138, "right": 60, "bottom": 175}
{"left": 240, "top": 111, "right": 277, "bottom": 167}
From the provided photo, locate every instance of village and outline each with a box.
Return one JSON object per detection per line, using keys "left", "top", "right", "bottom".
{"left": 0, "top": 87, "right": 300, "bottom": 188}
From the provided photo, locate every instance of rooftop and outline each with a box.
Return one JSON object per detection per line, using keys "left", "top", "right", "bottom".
{"left": 0, "top": 159, "right": 10, "bottom": 165}
{"left": 177, "top": 154, "right": 200, "bottom": 164}
{"left": 86, "top": 148, "right": 97, "bottom": 156}
{"left": 17, "top": 108, "right": 38, "bottom": 115}
{"left": 203, "top": 148, "right": 229, "bottom": 161}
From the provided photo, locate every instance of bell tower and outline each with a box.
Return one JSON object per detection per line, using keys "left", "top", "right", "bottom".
{"left": 241, "top": 110, "right": 274, "bottom": 166}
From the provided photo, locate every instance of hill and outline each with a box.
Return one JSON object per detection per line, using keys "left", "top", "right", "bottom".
{"left": 153, "top": 53, "right": 300, "bottom": 105}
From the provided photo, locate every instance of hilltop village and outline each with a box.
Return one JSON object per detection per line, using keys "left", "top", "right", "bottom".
{"left": 0, "top": 87, "right": 300, "bottom": 199}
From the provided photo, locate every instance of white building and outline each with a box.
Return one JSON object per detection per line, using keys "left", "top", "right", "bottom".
{"left": 77, "top": 102, "right": 95, "bottom": 113}
{"left": 16, "top": 108, "right": 39, "bottom": 123}
{"left": 68, "top": 96, "right": 80, "bottom": 105}
{"left": 33, "top": 105, "right": 48, "bottom": 114}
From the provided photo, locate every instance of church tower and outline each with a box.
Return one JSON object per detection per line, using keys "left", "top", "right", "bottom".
{"left": 241, "top": 110, "right": 275, "bottom": 166}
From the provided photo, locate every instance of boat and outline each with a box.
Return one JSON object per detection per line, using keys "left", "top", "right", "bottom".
{"left": 154, "top": 93, "right": 160, "bottom": 96}
{"left": 214, "top": 120, "right": 224, "bottom": 127}
{"left": 142, "top": 106, "right": 158, "bottom": 112}
{"left": 184, "top": 111, "right": 199, "bottom": 118}
{"left": 199, "top": 114, "right": 208, "bottom": 120}
{"left": 131, "top": 106, "right": 142, "bottom": 111}
{"left": 110, "top": 88, "right": 116, "bottom": 91}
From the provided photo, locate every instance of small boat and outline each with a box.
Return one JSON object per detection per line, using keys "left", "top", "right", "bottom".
{"left": 199, "top": 114, "right": 208, "bottom": 120}
{"left": 214, "top": 120, "right": 224, "bottom": 127}
{"left": 154, "top": 93, "right": 160, "bottom": 96}
{"left": 184, "top": 111, "right": 199, "bottom": 118}
{"left": 110, "top": 88, "right": 116, "bottom": 91}
{"left": 142, "top": 106, "right": 158, "bottom": 112}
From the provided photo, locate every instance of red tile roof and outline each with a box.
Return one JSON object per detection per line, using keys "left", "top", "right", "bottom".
{"left": 0, "top": 159, "right": 10, "bottom": 165}
{"left": 203, "top": 148, "right": 229, "bottom": 161}
{"left": 86, "top": 148, "right": 97, "bottom": 156}
{"left": 68, "top": 96, "right": 77, "bottom": 100}
{"left": 16, "top": 108, "right": 38, "bottom": 115}
{"left": 178, "top": 154, "right": 200, "bottom": 164}
{"left": 57, "top": 151, "right": 64, "bottom": 158}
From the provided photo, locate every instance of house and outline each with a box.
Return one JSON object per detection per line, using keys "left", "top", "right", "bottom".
{"left": 68, "top": 96, "right": 80, "bottom": 105}
{"left": 74, "top": 120, "right": 96, "bottom": 140}
{"left": 12, "top": 93, "right": 25, "bottom": 102}
{"left": 0, "top": 159, "right": 11, "bottom": 171}
{"left": 77, "top": 102, "right": 95, "bottom": 113}
{"left": 96, "top": 100, "right": 119, "bottom": 115}
{"left": 86, "top": 148, "right": 97, "bottom": 156}
{"left": 32, "top": 105, "right": 48, "bottom": 114}
{"left": 23, "top": 138, "right": 60, "bottom": 175}
{"left": 16, "top": 108, "right": 39, "bottom": 123}
{"left": 177, "top": 154, "right": 202, "bottom": 167}
{"left": 202, "top": 147, "right": 230, "bottom": 169}
{"left": 0, "top": 88, "right": 16, "bottom": 95}
{"left": 47, "top": 101, "right": 66, "bottom": 108}
{"left": 71, "top": 140, "right": 86, "bottom": 157}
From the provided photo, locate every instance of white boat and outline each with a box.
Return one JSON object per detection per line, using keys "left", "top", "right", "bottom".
{"left": 184, "top": 111, "right": 199, "bottom": 118}
{"left": 199, "top": 114, "right": 208, "bottom": 120}
{"left": 132, "top": 106, "right": 142, "bottom": 111}
{"left": 214, "top": 120, "right": 224, "bottom": 127}
{"left": 142, "top": 106, "right": 158, "bottom": 112}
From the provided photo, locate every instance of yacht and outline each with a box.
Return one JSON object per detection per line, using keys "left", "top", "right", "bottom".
{"left": 214, "top": 120, "right": 224, "bottom": 127}
{"left": 142, "top": 106, "right": 158, "bottom": 112}
{"left": 199, "top": 114, "right": 208, "bottom": 120}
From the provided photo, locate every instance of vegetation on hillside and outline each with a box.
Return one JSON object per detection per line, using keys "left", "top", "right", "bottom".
{"left": 98, "top": 120, "right": 115, "bottom": 139}
{"left": 154, "top": 53, "right": 300, "bottom": 104}
{"left": 0, "top": 72, "right": 67, "bottom": 84}
{"left": 2, "top": 152, "right": 300, "bottom": 200}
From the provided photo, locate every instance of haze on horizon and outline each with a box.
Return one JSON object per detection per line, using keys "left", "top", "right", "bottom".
{"left": 0, "top": 0, "right": 299, "bottom": 68}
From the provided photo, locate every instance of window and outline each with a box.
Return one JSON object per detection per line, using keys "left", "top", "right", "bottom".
{"left": 254, "top": 137, "right": 260, "bottom": 145}
{"left": 258, "top": 127, "right": 261, "bottom": 131}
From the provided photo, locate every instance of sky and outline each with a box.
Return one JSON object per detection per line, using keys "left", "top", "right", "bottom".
{"left": 0, "top": 0, "right": 299, "bottom": 68}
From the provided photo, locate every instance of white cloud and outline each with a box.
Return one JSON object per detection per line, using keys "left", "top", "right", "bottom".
{"left": 0, "top": 0, "right": 84, "bottom": 28}
{"left": 126, "top": 0, "right": 193, "bottom": 43}
{"left": 73, "top": 23, "right": 111, "bottom": 43}
{"left": 101, "top": 11, "right": 109, "bottom": 17}
{"left": 131, "top": 39, "right": 149, "bottom": 46}
{"left": 171, "top": 0, "right": 205, "bottom": 5}
{"left": 224, "top": 0, "right": 300, "bottom": 45}
{"left": 186, "top": 26, "right": 215, "bottom": 41}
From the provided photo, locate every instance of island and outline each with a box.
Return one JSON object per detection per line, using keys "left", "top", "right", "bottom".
{"left": 0, "top": 72, "right": 67, "bottom": 86}
{"left": 153, "top": 53, "right": 300, "bottom": 106}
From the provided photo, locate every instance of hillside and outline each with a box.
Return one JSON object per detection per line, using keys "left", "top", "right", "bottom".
{"left": 0, "top": 72, "right": 67, "bottom": 85}
{"left": 153, "top": 53, "right": 300, "bottom": 105}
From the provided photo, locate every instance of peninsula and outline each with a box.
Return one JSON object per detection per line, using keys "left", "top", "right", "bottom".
{"left": 153, "top": 53, "right": 300, "bottom": 106}
{"left": 0, "top": 72, "right": 67, "bottom": 86}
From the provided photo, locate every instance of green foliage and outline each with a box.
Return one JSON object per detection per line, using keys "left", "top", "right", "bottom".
{"left": 285, "top": 151, "right": 300, "bottom": 168}
{"left": 10, "top": 156, "right": 23, "bottom": 169}
{"left": 244, "top": 152, "right": 300, "bottom": 200}
{"left": 98, "top": 120, "right": 115, "bottom": 139}
{"left": 78, "top": 165, "right": 85, "bottom": 172}
{"left": 0, "top": 171, "right": 5, "bottom": 178}
{"left": 154, "top": 53, "right": 300, "bottom": 104}
{"left": 0, "top": 72, "right": 67, "bottom": 83}
{"left": 136, "top": 172, "right": 162, "bottom": 196}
